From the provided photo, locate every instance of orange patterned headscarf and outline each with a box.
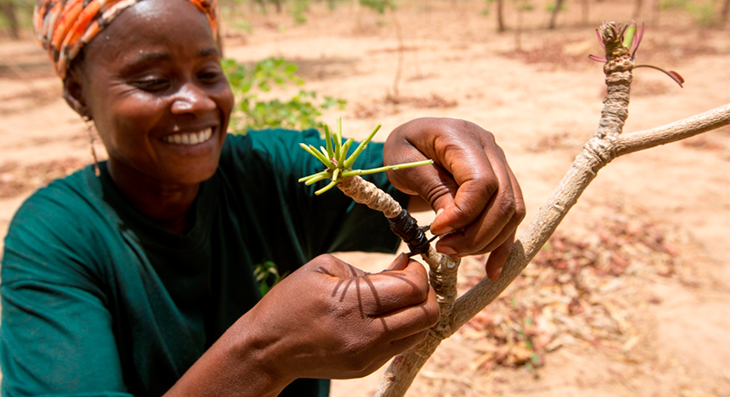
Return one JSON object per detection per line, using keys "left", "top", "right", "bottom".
{"left": 33, "top": 0, "right": 218, "bottom": 79}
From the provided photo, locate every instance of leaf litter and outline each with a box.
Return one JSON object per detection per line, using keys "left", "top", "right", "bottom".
{"left": 457, "top": 205, "right": 701, "bottom": 372}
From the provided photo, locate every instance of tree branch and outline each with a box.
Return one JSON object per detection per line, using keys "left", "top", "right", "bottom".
{"left": 374, "top": 22, "right": 730, "bottom": 396}
{"left": 616, "top": 103, "right": 730, "bottom": 156}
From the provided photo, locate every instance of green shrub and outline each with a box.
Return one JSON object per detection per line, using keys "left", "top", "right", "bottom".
{"left": 222, "top": 57, "right": 346, "bottom": 133}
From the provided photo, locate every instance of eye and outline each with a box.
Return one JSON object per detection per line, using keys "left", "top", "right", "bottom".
{"left": 131, "top": 76, "right": 171, "bottom": 92}
{"left": 197, "top": 67, "right": 224, "bottom": 84}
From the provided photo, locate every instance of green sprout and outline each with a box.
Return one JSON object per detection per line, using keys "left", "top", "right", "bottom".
{"left": 298, "top": 118, "right": 434, "bottom": 195}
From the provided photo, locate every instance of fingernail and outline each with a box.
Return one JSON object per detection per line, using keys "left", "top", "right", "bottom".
{"left": 431, "top": 225, "right": 454, "bottom": 236}
{"left": 492, "top": 266, "right": 503, "bottom": 281}
{"left": 435, "top": 208, "right": 444, "bottom": 216}
{"left": 438, "top": 246, "right": 458, "bottom": 256}
{"left": 386, "top": 253, "right": 407, "bottom": 271}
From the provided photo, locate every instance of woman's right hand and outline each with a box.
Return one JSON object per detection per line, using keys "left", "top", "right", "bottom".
{"left": 245, "top": 253, "right": 439, "bottom": 382}
{"left": 167, "top": 253, "right": 438, "bottom": 397}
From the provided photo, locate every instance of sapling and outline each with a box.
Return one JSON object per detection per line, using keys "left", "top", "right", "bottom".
{"left": 298, "top": 22, "right": 730, "bottom": 397}
{"left": 298, "top": 118, "right": 436, "bottom": 254}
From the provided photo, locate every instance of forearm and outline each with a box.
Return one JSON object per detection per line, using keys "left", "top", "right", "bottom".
{"left": 163, "top": 312, "right": 293, "bottom": 397}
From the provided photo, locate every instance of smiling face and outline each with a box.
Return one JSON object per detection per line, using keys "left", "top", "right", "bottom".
{"left": 67, "top": 0, "right": 234, "bottom": 187}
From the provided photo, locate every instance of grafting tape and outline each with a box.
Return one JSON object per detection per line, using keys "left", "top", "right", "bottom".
{"left": 387, "top": 210, "right": 430, "bottom": 256}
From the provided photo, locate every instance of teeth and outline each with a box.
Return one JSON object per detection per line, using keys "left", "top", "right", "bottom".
{"left": 163, "top": 128, "right": 213, "bottom": 145}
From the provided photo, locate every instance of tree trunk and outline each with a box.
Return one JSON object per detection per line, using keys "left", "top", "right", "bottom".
{"left": 515, "top": 8, "right": 523, "bottom": 52}
{"left": 581, "top": 0, "right": 590, "bottom": 26}
{"left": 721, "top": 0, "right": 730, "bottom": 26}
{"left": 548, "top": 0, "right": 565, "bottom": 29}
{"left": 633, "top": 0, "right": 643, "bottom": 19}
{"left": 496, "top": 0, "right": 506, "bottom": 32}
{"left": 273, "top": 0, "right": 283, "bottom": 14}
{"left": 651, "top": 0, "right": 661, "bottom": 27}
{"left": 0, "top": 1, "right": 20, "bottom": 40}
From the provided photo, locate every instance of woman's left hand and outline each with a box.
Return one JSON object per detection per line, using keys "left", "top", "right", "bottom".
{"left": 383, "top": 117, "right": 526, "bottom": 280}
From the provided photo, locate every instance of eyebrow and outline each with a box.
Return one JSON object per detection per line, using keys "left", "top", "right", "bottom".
{"left": 198, "top": 47, "right": 220, "bottom": 58}
{"left": 118, "top": 47, "right": 220, "bottom": 75}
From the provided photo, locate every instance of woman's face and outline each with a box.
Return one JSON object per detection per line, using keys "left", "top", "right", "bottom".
{"left": 72, "top": 0, "right": 234, "bottom": 186}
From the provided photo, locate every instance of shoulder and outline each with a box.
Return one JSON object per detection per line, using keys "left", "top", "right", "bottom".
{"left": 8, "top": 165, "right": 102, "bottom": 231}
{"left": 2, "top": 166, "right": 110, "bottom": 286}
{"left": 221, "top": 129, "right": 321, "bottom": 160}
{"left": 219, "top": 129, "right": 323, "bottom": 177}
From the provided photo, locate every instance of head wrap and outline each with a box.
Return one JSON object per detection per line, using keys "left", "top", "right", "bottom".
{"left": 33, "top": 0, "right": 218, "bottom": 79}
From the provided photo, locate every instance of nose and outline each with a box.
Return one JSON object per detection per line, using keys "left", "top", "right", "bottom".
{"left": 170, "top": 82, "right": 216, "bottom": 116}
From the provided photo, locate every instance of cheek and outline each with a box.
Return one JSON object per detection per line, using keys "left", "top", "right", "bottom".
{"left": 217, "top": 86, "right": 235, "bottom": 125}
{"left": 104, "top": 95, "right": 168, "bottom": 152}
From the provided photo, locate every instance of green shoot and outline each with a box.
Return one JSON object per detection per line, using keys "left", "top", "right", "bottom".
{"left": 622, "top": 23, "right": 636, "bottom": 50}
{"left": 299, "top": 118, "right": 434, "bottom": 195}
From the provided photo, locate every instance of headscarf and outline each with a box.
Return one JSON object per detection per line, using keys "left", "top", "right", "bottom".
{"left": 33, "top": 0, "right": 218, "bottom": 79}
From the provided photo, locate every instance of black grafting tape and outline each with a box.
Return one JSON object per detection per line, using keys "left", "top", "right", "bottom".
{"left": 388, "top": 209, "right": 430, "bottom": 255}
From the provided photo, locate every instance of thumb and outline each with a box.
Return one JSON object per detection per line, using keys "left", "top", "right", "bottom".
{"left": 385, "top": 253, "right": 410, "bottom": 271}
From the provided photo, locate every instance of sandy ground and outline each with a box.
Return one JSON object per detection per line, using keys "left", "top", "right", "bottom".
{"left": 1, "top": 0, "right": 729, "bottom": 396}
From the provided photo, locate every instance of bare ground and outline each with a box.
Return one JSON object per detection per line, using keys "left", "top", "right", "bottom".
{"left": 1, "top": 1, "right": 729, "bottom": 396}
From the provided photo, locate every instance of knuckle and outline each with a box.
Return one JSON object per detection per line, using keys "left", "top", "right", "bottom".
{"left": 514, "top": 200, "right": 527, "bottom": 222}
{"left": 427, "top": 297, "right": 440, "bottom": 326}
{"left": 498, "top": 195, "right": 517, "bottom": 218}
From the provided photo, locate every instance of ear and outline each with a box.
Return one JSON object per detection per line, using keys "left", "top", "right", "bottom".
{"left": 62, "top": 71, "right": 90, "bottom": 118}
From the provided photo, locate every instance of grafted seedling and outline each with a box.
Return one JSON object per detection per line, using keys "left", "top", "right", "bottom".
{"left": 298, "top": 118, "right": 437, "bottom": 256}
{"left": 298, "top": 118, "right": 433, "bottom": 196}
{"left": 589, "top": 21, "right": 684, "bottom": 87}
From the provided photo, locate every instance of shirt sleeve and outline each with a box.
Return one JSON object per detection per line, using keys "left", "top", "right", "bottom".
{"left": 1, "top": 186, "right": 131, "bottom": 397}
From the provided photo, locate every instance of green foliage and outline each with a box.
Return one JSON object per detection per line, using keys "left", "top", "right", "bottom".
{"left": 545, "top": 1, "right": 565, "bottom": 12}
{"left": 289, "top": 0, "right": 310, "bottom": 24}
{"left": 686, "top": 1, "right": 718, "bottom": 26}
{"left": 298, "top": 119, "right": 434, "bottom": 195}
{"left": 359, "top": 0, "right": 397, "bottom": 14}
{"left": 253, "top": 261, "right": 288, "bottom": 296}
{"left": 660, "top": 0, "right": 687, "bottom": 10}
{"left": 222, "top": 57, "right": 346, "bottom": 132}
{"left": 660, "top": 0, "right": 719, "bottom": 26}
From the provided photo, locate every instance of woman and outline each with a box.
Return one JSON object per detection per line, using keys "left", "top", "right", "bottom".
{"left": 0, "top": 0, "right": 524, "bottom": 396}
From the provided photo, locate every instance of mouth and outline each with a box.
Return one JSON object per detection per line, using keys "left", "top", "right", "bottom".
{"left": 161, "top": 127, "right": 214, "bottom": 145}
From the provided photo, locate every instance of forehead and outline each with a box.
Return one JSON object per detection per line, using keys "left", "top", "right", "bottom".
{"left": 83, "top": 0, "right": 216, "bottom": 67}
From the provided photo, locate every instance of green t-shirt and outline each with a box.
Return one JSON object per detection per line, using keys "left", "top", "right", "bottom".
{"left": 0, "top": 129, "right": 409, "bottom": 397}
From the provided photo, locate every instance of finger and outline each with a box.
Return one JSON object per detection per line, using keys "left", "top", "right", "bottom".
{"left": 373, "top": 285, "right": 439, "bottom": 341}
{"left": 387, "top": 329, "right": 430, "bottom": 356}
{"left": 384, "top": 253, "right": 410, "bottom": 271}
{"left": 486, "top": 231, "right": 515, "bottom": 281}
{"left": 344, "top": 260, "right": 430, "bottom": 316}
{"left": 438, "top": 179, "right": 522, "bottom": 256}
{"left": 434, "top": 144, "right": 516, "bottom": 255}
{"left": 429, "top": 144, "right": 497, "bottom": 236}
{"left": 313, "top": 254, "right": 367, "bottom": 279}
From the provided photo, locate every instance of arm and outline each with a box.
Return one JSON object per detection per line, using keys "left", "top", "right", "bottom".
{"left": 1, "top": 198, "right": 128, "bottom": 396}
{"left": 384, "top": 118, "right": 527, "bottom": 280}
{"left": 3, "top": 192, "right": 437, "bottom": 397}
{"left": 165, "top": 254, "right": 439, "bottom": 396}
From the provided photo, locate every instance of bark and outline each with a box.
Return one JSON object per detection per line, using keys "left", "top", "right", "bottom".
{"left": 722, "top": 0, "right": 730, "bottom": 26}
{"left": 496, "top": 0, "right": 506, "bottom": 32}
{"left": 0, "top": 1, "right": 19, "bottom": 40}
{"left": 273, "top": 0, "right": 283, "bottom": 14}
{"left": 548, "top": 0, "right": 565, "bottom": 29}
{"left": 581, "top": 0, "right": 590, "bottom": 26}
{"left": 391, "top": 9, "right": 404, "bottom": 99}
{"left": 337, "top": 176, "right": 402, "bottom": 218}
{"left": 372, "top": 22, "right": 730, "bottom": 396}
{"left": 375, "top": 246, "right": 460, "bottom": 397}
{"left": 633, "top": 0, "right": 643, "bottom": 19}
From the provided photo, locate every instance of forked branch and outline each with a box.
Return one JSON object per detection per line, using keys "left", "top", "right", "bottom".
{"left": 374, "top": 22, "right": 730, "bottom": 396}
